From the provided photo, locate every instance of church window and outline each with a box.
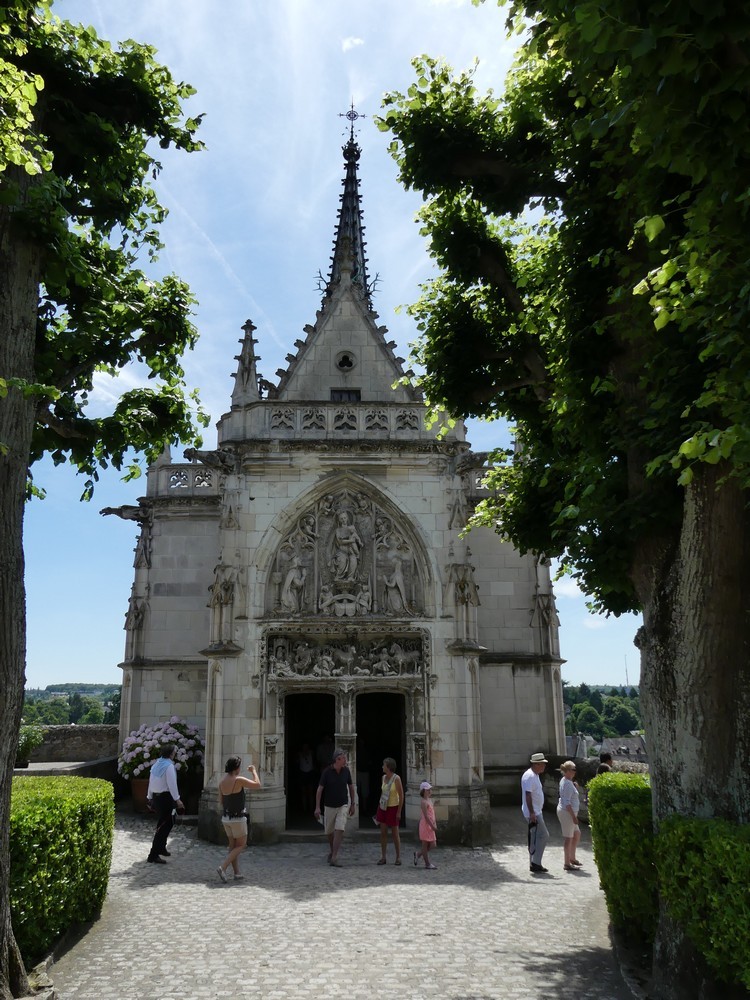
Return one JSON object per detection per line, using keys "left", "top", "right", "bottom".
{"left": 335, "top": 351, "right": 356, "bottom": 371}
{"left": 331, "top": 389, "right": 361, "bottom": 402}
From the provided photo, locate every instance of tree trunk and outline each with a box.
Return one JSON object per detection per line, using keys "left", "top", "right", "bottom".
{"left": 0, "top": 171, "right": 42, "bottom": 1000}
{"left": 634, "top": 462, "right": 750, "bottom": 999}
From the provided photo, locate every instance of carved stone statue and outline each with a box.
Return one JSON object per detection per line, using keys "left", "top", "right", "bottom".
{"left": 100, "top": 505, "right": 149, "bottom": 523}
{"left": 208, "top": 561, "right": 238, "bottom": 644}
{"left": 356, "top": 582, "right": 372, "bottom": 616}
{"left": 383, "top": 552, "right": 410, "bottom": 614}
{"left": 184, "top": 447, "right": 236, "bottom": 472}
{"left": 330, "top": 511, "right": 363, "bottom": 584}
{"left": 455, "top": 562, "right": 480, "bottom": 607}
{"left": 280, "top": 556, "right": 307, "bottom": 613}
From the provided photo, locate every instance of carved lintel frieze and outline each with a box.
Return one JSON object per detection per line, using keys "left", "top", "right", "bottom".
{"left": 261, "top": 627, "right": 429, "bottom": 681}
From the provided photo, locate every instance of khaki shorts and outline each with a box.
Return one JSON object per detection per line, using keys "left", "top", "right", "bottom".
{"left": 222, "top": 816, "right": 248, "bottom": 840}
{"left": 324, "top": 804, "right": 349, "bottom": 835}
{"left": 557, "top": 805, "right": 578, "bottom": 839}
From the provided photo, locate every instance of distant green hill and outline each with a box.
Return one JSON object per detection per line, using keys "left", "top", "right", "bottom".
{"left": 23, "top": 685, "right": 121, "bottom": 725}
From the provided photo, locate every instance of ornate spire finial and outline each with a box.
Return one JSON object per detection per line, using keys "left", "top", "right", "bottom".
{"left": 339, "top": 100, "right": 366, "bottom": 142}
{"left": 231, "top": 318, "right": 261, "bottom": 406}
{"left": 325, "top": 103, "right": 373, "bottom": 304}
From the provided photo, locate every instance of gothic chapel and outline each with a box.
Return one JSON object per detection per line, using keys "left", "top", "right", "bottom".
{"left": 106, "top": 123, "right": 565, "bottom": 845}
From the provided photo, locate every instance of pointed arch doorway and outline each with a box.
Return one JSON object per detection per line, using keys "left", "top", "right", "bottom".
{"left": 285, "top": 692, "right": 335, "bottom": 829}
{"left": 356, "top": 692, "right": 406, "bottom": 828}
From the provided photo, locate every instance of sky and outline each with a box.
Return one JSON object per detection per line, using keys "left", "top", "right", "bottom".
{"left": 23, "top": 0, "right": 641, "bottom": 691}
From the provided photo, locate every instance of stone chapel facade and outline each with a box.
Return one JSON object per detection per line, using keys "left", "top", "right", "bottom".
{"left": 106, "top": 129, "right": 566, "bottom": 845}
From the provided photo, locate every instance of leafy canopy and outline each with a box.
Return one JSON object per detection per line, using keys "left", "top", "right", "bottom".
{"left": 1, "top": 0, "right": 209, "bottom": 495}
{"left": 379, "top": 0, "right": 750, "bottom": 614}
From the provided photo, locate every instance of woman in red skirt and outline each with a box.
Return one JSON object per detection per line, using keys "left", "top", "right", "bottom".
{"left": 375, "top": 757, "right": 404, "bottom": 865}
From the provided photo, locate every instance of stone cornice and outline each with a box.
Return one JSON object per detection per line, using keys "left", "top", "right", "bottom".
{"left": 478, "top": 652, "right": 565, "bottom": 668}
{"left": 228, "top": 437, "right": 465, "bottom": 462}
{"left": 147, "top": 495, "right": 221, "bottom": 512}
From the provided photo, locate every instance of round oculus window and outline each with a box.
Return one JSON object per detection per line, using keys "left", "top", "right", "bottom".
{"left": 335, "top": 351, "right": 356, "bottom": 371}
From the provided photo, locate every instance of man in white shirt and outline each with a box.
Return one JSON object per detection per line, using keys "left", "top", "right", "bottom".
{"left": 521, "top": 752, "right": 549, "bottom": 873}
{"left": 146, "top": 745, "right": 184, "bottom": 864}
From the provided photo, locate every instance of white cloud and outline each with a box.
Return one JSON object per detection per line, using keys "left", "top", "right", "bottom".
{"left": 554, "top": 576, "right": 583, "bottom": 599}
{"left": 582, "top": 616, "right": 609, "bottom": 631}
{"left": 342, "top": 36, "right": 364, "bottom": 52}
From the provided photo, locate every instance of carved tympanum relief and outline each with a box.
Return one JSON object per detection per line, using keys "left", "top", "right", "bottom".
{"left": 267, "top": 488, "right": 422, "bottom": 618}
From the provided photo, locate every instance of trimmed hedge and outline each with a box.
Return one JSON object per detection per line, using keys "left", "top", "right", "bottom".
{"left": 10, "top": 776, "right": 115, "bottom": 965}
{"left": 659, "top": 816, "right": 750, "bottom": 991}
{"left": 587, "top": 771, "right": 658, "bottom": 947}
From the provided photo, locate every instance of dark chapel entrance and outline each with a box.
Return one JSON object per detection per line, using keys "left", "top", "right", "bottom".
{"left": 284, "top": 692, "right": 335, "bottom": 828}
{"left": 356, "top": 692, "right": 406, "bottom": 829}
{"left": 284, "top": 690, "right": 407, "bottom": 830}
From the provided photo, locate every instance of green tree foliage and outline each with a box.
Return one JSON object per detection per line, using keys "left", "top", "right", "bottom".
{"left": 575, "top": 705, "right": 605, "bottom": 740}
{"left": 605, "top": 699, "right": 640, "bottom": 737}
{"left": 0, "top": 5, "right": 205, "bottom": 995}
{"left": 381, "top": 8, "right": 750, "bottom": 612}
{"left": 22, "top": 698, "right": 70, "bottom": 726}
{"left": 605, "top": 703, "right": 639, "bottom": 736}
{"left": 1, "top": 2, "right": 208, "bottom": 486}
{"left": 563, "top": 685, "right": 641, "bottom": 736}
{"left": 381, "top": 5, "right": 750, "bottom": 990}
{"left": 103, "top": 690, "right": 121, "bottom": 725}
{"left": 69, "top": 695, "right": 103, "bottom": 725}
{"left": 39, "top": 684, "right": 120, "bottom": 696}
{"left": 22, "top": 686, "right": 120, "bottom": 726}
{"left": 78, "top": 705, "right": 104, "bottom": 725}
{"left": 589, "top": 689, "right": 604, "bottom": 714}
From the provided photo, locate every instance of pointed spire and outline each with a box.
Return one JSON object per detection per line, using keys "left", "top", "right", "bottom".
{"left": 327, "top": 104, "right": 371, "bottom": 303}
{"left": 231, "top": 319, "right": 261, "bottom": 406}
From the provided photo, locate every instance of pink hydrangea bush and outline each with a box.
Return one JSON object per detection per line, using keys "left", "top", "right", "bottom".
{"left": 117, "top": 716, "right": 205, "bottom": 779}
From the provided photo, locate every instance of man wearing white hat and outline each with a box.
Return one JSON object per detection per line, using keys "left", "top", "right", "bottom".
{"left": 521, "top": 752, "right": 549, "bottom": 873}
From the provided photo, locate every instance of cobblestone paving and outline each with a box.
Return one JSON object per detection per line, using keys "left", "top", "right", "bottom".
{"left": 51, "top": 807, "right": 635, "bottom": 1000}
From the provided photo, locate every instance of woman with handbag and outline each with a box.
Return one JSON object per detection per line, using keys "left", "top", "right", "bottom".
{"left": 216, "top": 755, "right": 261, "bottom": 882}
{"left": 375, "top": 757, "right": 404, "bottom": 865}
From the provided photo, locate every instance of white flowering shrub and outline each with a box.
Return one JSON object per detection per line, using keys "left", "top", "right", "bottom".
{"left": 117, "top": 716, "right": 205, "bottom": 779}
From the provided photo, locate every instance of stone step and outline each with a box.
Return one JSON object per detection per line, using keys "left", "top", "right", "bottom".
{"left": 279, "top": 826, "right": 415, "bottom": 844}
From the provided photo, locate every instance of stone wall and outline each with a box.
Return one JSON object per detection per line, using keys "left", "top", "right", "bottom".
{"left": 30, "top": 724, "right": 119, "bottom": 762}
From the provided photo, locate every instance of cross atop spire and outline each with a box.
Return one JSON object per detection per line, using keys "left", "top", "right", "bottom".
{"left": 339, "top": 100, "right": 367, "bottom": 141}
{"left": 326, "top": 103, "right": 372, "bottom": 304}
